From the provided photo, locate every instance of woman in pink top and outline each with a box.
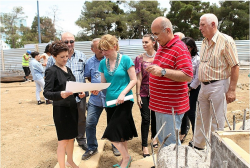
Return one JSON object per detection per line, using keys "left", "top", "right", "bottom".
{"left": 134, "top": 34, "right": 158, "bottom": 158}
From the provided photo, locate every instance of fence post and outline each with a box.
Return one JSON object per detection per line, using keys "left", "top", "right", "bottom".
{"left": 1, "top": 48, "right": 4, "bottom": 71}
{"left": 35, "top": 44, "right": 39, "bottom": 52}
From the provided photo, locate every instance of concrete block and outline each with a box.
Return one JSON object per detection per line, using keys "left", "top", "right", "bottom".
{"left": 210, "top": 131, "right": 250, "bottom": 168}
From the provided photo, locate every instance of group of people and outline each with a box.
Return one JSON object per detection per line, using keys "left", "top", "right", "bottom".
{"left": 25, "top": 12, "right": 239, "bottom": 168}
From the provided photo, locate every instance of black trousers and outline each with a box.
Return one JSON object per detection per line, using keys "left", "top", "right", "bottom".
{"left": 140, "top": 97, "right": 156, "bottom": 147}
{"left": 22, "top": 66, "right": 30, "bottom": 77}
{"left": 181, "top": 85, "right": 201, "bottom": 135}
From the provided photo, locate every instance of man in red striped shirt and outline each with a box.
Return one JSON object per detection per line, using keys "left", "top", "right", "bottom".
{"left": 146, "top": 17, "right": 193, "bottom": 147}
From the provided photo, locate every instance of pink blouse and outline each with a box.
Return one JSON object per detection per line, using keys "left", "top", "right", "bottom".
{"left": 134, "top": 54, "right": 153, "bottom": 97}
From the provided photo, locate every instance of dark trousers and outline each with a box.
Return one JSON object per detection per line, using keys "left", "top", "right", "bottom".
{"left": 22, "top": 66, "right": 30, "bottom": 78}
{"left": 76, "top": 98, "right": 87, "bottom": 145}
{"left": 140, "top": 97, "right": 156, "bottom": 147}
{"left": 181, "top": 85, "right": 201, "bottom": 135}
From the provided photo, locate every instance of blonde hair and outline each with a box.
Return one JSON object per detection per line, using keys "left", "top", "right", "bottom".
{"left": 98, "top": 34, "right": 119, "bottom": 51}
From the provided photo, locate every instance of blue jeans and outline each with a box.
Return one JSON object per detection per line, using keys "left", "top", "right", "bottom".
{"left": 155, "top": 112, "right": 184, "bottom": 147}
{"left": 86, "top": 102, "right": 105, "bottom": 151}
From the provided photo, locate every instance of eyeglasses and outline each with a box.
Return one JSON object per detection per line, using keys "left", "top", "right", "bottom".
{"left": 152, "top": 27, "right": 167, "bottom": 39}
{"left": 64, "top": 40, "right": 74, "bottom": 44}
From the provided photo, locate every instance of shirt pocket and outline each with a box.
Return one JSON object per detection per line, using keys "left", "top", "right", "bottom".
{"left": 209, "top": 54, "right": 223, "bottom": 68}
{"left": 93, "top": 71, "right": 101, "bottom": 79}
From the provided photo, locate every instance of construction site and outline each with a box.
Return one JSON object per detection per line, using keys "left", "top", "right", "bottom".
{"left": 1, "top": 69, "right": 249, "bottom": 168}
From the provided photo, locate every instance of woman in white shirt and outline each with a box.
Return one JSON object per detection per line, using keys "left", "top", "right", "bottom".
{"left": 180, "top": 37, "right": 200, "bottom": 144}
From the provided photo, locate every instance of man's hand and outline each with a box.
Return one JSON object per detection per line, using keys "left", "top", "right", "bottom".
{"left": 145, "top": 64, "right": 162, "bottom": 77}
{"left": 91, "top": 90, "right": 99, "bottom": 95}
{"left": 226, "top": 90, "right": 236, "bottom": 104}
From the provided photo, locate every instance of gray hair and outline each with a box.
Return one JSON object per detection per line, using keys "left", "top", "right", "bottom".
{"left": 90, "top": 38, "right": 101, "bottom": 48}
{"left": 174, "top": 32, "right": 185, "bottom": 39}
{"left": 201, "top": 13, "right": 218, "bottom": 27}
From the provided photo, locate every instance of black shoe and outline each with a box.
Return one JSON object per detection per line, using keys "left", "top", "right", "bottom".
{"left": 143, "top": 153, "right": 150, "bottom": 158}
{"left": 112, "top": 145, "right": 121, "bottom": 156}
{"left": 79, "top": 143, "right": 88, "bottom": 151}
{"left": 46, "top": 100, "right": 52, "bottom": 104}
{"left": 38, "top": 100, "right": 45, "bottom": 105}
{"left": 82, "top": 149, "right": 98, "bottom": 160}
{"left": 188, "top": 141, "right": 204, "bottom": 150}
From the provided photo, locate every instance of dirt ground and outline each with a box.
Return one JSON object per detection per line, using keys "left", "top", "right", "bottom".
{"left": 1, "top": 70, "right": 249, "bottom": 168}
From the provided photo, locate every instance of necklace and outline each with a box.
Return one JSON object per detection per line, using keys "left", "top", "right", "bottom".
{"left": 145, "top": 51, "right": 155, "bottom": 58}
{"left": 107, "top": 53, "right": 120, "bottom": 76}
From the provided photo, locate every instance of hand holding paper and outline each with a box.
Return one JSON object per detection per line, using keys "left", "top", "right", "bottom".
{"left": 61, "top": 91, "right": 73, "bottom": 99}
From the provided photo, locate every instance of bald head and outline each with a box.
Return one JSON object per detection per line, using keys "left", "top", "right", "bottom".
{"left": 61, "top": 32, "right": 75, "bottom": 56}
{"left": 151, "top": 17, "right": 173, "bottom": 33}
{"left": 174, "top": 32, "right": 185, "bottom": 40}
{"left": 61, "top": 32, "right": 75, "bottom": 40}
{"left": 151, "top": 16, "right": 174, "bottom": 46}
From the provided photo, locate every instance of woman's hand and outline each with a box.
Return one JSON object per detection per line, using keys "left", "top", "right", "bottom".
{"left": 137, "top": 95, "right": 143, "bottom": 108}
{"left": 116, "top": 93, "right": 125, "bottom": 106}
{"left": 91, "top": 90, "right": 99, "bottom": 95}
{"left": 61, "top": 91, "right": 73, "bottom": 99}
{"left": 78, "top": 92, "right": 86, "bottom": 98}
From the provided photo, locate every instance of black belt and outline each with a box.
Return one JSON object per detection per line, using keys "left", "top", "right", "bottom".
{"left": 202, "top": 80, "right": 219, "bottom": 85}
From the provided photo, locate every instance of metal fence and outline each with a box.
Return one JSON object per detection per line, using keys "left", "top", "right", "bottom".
{"left": 0, "top": 40, "right": 249, "bottom": 72}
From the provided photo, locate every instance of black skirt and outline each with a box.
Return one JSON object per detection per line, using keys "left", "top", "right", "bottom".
{"left": 53, "top": 96, "right": 78, "bottom": 141}
{"left": 102, "top": 101, "right": 138, "bottom": 142}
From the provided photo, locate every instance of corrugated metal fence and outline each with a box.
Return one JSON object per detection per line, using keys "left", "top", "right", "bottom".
{"left": 0, "top": 40, "right": 249, "bottom": 72}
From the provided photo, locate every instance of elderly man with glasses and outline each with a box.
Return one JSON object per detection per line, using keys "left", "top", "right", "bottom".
{"left": 146, "top": 17, "right": 193, "bottom": 147}
{"left": 46, "top": 32, "right": 89, "bottom": 150}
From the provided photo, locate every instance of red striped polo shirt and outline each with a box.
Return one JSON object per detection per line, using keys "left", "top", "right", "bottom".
{"left": 149, "top": 35, "right": 193, "bottom": 115}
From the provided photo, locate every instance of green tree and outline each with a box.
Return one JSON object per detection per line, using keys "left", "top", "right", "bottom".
{"left": 126, "top": 1, "right": 166, "bottom": 39}
{"left": 0, "top": 6, "right": 27, "bottom": 48}
{"left": 19, "top": 25, "right": 37, "bottom": 46}
{"left": 31, "top": 16, "right": 57, "bottom": 43}
{"left": 75, "top": 1, "right": 125, "bottom": 40}
{"left": 166, "top": 1, "right": 214, "bottom": 40}
{"left": 215, "top": 1, "right": 249, "bottom": 40}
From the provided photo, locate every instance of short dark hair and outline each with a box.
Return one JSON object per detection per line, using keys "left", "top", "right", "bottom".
{"left": 31, "top": 51, "right": 39, "bottom": 58}
{"left": 181, "top": 37, "right": 198, "bottom": 56}
{"left": 44, "top": 44, "right": 52, "bottom": 53}
{"left": 49, "top": 41, "right": 69, "bottom": 57}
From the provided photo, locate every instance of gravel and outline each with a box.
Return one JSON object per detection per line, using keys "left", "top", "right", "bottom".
{"left": 157, "top": 144, "right": 210, "bottom": 168}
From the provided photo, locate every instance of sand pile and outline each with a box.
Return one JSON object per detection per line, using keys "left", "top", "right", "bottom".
{"left": 157, "top": 144, "right": 210, "bottom": 168}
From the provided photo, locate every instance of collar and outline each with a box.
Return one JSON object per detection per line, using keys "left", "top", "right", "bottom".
{"left": 161, "top": 35, "right": 180, "bottom": 48}
{"left": 203, "top": 30, "right": 219, "bottom": 44}
{"left": 94, "top": 55, "right": 105, "bottom": 61}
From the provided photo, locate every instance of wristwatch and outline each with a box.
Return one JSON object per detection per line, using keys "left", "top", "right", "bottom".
{"left": 161, "top": 68, "right": 166, "bottom": 77}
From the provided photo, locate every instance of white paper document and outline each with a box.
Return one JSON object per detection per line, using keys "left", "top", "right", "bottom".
{"left": 106, "top": 95, "right": 134, "bottom": 106}
{"left": 65, "top": 81, "right": 111, "bottom": 93}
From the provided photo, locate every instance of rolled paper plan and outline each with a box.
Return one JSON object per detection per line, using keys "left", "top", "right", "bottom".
{"left": 106, "top": 95, "right": 134, "bottom": 106}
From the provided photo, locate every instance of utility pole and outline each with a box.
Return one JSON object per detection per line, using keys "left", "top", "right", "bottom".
{"left": 37, "top": 0, "right": 41, "bottom": 43}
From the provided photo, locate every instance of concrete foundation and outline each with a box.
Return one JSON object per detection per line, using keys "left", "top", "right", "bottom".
{"left": 210, "top": 131, "right": 250, "bottom": 168}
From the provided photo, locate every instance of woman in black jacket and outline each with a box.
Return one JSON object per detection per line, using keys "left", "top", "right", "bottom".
{"left": 44, "top": 41, "right": 85, "bottom": 168}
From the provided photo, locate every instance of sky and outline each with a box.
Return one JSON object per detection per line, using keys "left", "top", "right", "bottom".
{"left": 0, "top": 0, "right": 220, "bottom": 36}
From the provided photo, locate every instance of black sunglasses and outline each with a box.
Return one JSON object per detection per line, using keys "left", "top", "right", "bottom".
{"left": 64, "top": 40, "right": 74, "bottom": 44}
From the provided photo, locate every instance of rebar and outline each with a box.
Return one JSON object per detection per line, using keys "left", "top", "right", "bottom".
{"left": 210, "top": 99, "right": 219, "bottom": 129}
{"left": 243, "top": 109, "right": 246, "bottom": 130}
{"left": 151, "top": 121, "right": 166, "bottom": 168}
{"left": 233, "top": 115, "right": 236, "bottom": 130}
